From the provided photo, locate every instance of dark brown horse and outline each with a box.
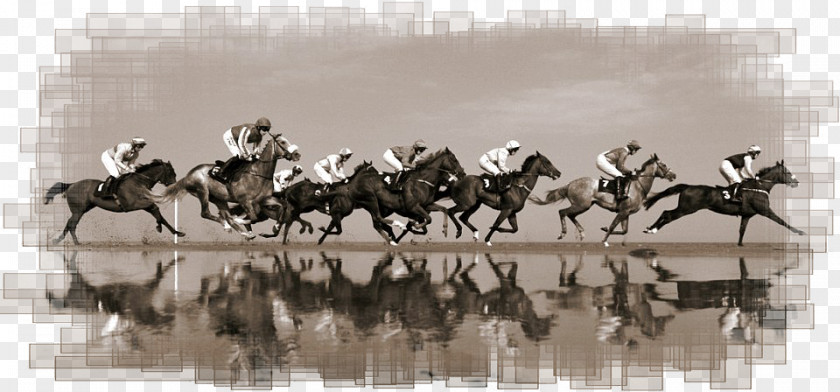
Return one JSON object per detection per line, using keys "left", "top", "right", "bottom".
{"left": 446, "top": 152, "right": 562, "bottom": 246}
{"left": 642, "top": 160, "right": 805, "bottom": 246}
{"left": 152, "top": 134, "right": 299, "bottom": 239}
{"left": 529, "top": 154, "right": 675, "bottom": 246}
{"left": 44, "top": 159, "right": 182, "bottom": 245}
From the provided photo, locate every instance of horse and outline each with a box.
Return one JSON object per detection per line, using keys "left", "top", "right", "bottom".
{"left": 151, "top": 133, "right": 298, "bottom": 239}
{"left": 320, "top": 148, "right": 464, "bottom": 245}
{"left": 43, "top": 159, "right": 183, "bottom": 245}
{"left": 642, "top": 160, "right": 806, "bottom": 246}
{"left": 264, "top": 162, "right": 379, "bottom": 244}
{"left": 446, "top": 152, "right": 562, "bottom": 246}
{"left": 529, "top": 154, "right": 676, "bottom": 247}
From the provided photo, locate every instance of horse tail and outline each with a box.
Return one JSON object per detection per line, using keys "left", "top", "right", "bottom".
{"left": 644, "top": 184, "right": 689, "bottom": 210}
{"left": 528, "top": 185, "right": 568, "bottom": 205}
{"left": 151, "top": 179, "right": 190, "bottom": 204}
{"left": 44, "top": 182, "right": 72, "bottom": 204}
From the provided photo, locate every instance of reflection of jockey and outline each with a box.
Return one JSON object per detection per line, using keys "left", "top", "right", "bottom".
{"left": 596, "top": 140, "right": 641, "bottom": 200}
{"left": 384, "top": 139, "right": 427, "bottom": 189}
{"left": 216, "top": 117, "right": 272, "bottom": 182}
{"left": 273, "top": 165, "right": 303, "bottom": 193}
{"left": 314, "top": 148, "right": 352, "bottom": 194}
{"left": 719, "top": 145, "right": 760, "bottom": 202}
{"left": 100, "top": 137, "right": 146, "bottom": 197}
{"left": 479, "top": 140, "right": 519, "bottom": 189}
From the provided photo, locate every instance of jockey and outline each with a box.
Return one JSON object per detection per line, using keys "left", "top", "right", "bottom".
{"left": 273, "top": 165, "right": 303, "bottom": 193}
{"left": 313, "top": 148, "right": 353, "bottom": 195}
{"left": 383, "top": 139, "right": 427, "bottom": 190}
{"left": 215, "top": 117, "right": 272, "bottom": 182}
{"left": 100, "top": 137, "right": 146, "bottom": 197}
{"left": 479, "top": 140, "right": 520, "bottom": 189}
{"left": 719, "top": 145, "right": 760, "bottom": 202}
{"left": 596, "top": 140, "right": 641, "bottom": 200}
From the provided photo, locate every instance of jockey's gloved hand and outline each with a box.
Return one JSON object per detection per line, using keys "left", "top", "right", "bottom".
{"left": 343, "top": 178, "right": 349, "bottom": 184}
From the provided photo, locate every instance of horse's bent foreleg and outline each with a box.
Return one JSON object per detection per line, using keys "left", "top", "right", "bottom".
{"left": 495, "top": 213, "right": 519, "bottom": 233}
{"left": 145, "top": 205, "right": 185, "bottom": 237}
{"left": 459, "top": 203, "right": 482, "bottom": 241}
{"left": 484, "top": 209, "right": 513, "bottom": 245}
{"left": 601, "top": 212, "right": 629, "bottom": 247}
{"left": 55, "top": 212, "right": 84, "bottom": 245}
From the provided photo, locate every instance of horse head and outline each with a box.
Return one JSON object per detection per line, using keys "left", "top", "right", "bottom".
{"left": 648, "top": 154, "right": 676, "bottom": 181}
{"left": 270, "top": 134, "right": 301, "bottom": 162}
{"left": 524, "top": 152, "right": 561, "bottom": 180}
{"left": 136, "top": 159, "right": 177, "bottom": 185}
{"left": 416, "top": 148, "right": 465, "bottom": 182}
{"left": 760, "top": 160, "right": 798, "bottom": 188}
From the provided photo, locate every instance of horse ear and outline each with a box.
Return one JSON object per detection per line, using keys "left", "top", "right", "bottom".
{"left": 780, "top": 159, "right": 784, "bottom": 165}
{"left": 776, "top": 160, "right": 780, "bottom": 166}
{"left": 535, "top": 150, "right": 541, "bottom": 156}
{"left": 653, "top": 153, "right": 659, "bottom": 160}
{"left": 445, "top": 147, "right": 450, "bottom": 152}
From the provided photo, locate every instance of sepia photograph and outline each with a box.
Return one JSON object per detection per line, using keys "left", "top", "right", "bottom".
{"left": 0, "top": 1, "right": 836, "bottom": 391}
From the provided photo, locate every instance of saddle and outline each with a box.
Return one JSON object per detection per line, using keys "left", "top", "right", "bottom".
{"left": 597, "top": 177, "right": 617, "bottom": 194}
{"left": 210, "top": 157, "right": 247, "bottom": 184}
{"left": 382, "top": 172, "right": 409, "bottom": 192}
{"left": 716, "top": 183, "right": 743, "bottom": 203}
{"left": 94, "top": 175, "right": 125, "bottom": 198}
{"left": 480, "top": 173, "right": 513, "bottom": 193}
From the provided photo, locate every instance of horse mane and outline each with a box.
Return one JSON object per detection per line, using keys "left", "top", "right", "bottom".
{"left": 135, "top": 159, "right": 165, "bottom": 173}
{"left": 349, "top": 161, "right": 375, "bottom": 179}
{"left": 638, "top": 156, "right": 658, "bottom": 171}
{"left": 756, "top": 165, "right": 778, "bottom": 178}
{"left": 520, "top": 154, "right": 540, "bottom": 171}
{"left": 414, "top": 148, "right": 449, "bottom": 170}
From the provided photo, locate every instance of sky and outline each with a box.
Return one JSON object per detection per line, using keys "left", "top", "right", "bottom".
{"left": 66, "top": 32, "right": 791, "bottom": 244}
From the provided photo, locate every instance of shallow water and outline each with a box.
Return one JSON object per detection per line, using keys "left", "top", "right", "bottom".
{"left": 38, "top": 249, "right": 802, "bottom": 389}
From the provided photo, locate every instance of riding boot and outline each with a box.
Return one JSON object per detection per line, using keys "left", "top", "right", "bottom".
{"left": 100, "top": 176, "right": 115, "bottom": 198}
{"left": 731, "top": 183, "right": 742, "bottom": 203}
{"left": 616, "top": 176, "right": 627, "bottom": 200}
{"left": 495, "top": 174, "right": 503, "bottom": 192}
{"left": 392, "top": 170, "right": 404, "bottom": 191}
{"left": 216, "top": 157, "right": 239, "bottom": 183}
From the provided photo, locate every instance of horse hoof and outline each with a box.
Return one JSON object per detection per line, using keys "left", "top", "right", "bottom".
{"left": 603, "top": 242, "right": 610, "bottom": 247}
{"left": 557, "top": 234, "right": 564, "bottom": 240}
{"left": 473, "top": 232, "right": 480, "bottom": 241}
{"left": 455, "top": 231, "right": 462, "bottom": 239}
{"left": 643, "top": 228, "right": 657, "bottom": 234}
{"left": 389, "top": 241, "right": 398, "bottom": 246}
{"left": 486, "top": 241, "right": 492, "bottom": 247}
{"left": 156, "top": 226, "right": 163, "bottom": 233}
{"left": 176, "top": 231, "right": 186, "bottom": 237}
{"left": 600, "top": 227, "right": 609, "bottom": 232}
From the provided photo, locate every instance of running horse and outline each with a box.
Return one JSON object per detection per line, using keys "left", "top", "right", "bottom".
{"left": 43, "top": 159, "right": 183, "bottom": 245}
{"left": 446, "top": 152, "right": 562, "bottom": 246}
{"left": 152, "top": 134, "right": 299, "bottom": 239}
{"left": 642, "top": 160, "right": 806, "bottom": 246}
{"left": 529, "top": 154, "right": 676, "bottom": 246}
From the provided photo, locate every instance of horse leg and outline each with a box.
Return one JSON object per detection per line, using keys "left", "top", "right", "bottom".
{"left": 446, "top": 204, "right": 467, "bottom": 239}
{"left": 738, "top": 215, "right": 753, "bottom": 246}
{"left": 601, "top": 212, "right": 629, "bottom": 247}
{"left": 298, "top": 216, "right": 313, "bottom": 234}
{"left": 55, "top": 211, "right": 85, "bottom": 245}
{"left": 757, "top": 208, "right": 807, "bottom": 237}
{"left": 620, "top": 218, "right": 629, "bottom": 246}
{"left": 195, "top": 188, "right": 224, "bottom": 226}
{"left": 496, "top": 213, "right": 519, "bottom": 233}
{"left": 459, "top": 203, "right": 482, "bottom": 241}
{"left": 317, "top": 220, "right": 337, "bottom": 245}
{"left": 369, "top": 214, "right": 397, "bottom": 245}
{"left": 558, "top": 204, "right": 591, "bottom": 241}
{"left": 144, "top": 205, "right": 185, "bottom": 237}
{"left": 644, "top": 206, "right": 700, "bottom": 234}
{"left": 484, "top": 209, "right": 513, "bottom": 246}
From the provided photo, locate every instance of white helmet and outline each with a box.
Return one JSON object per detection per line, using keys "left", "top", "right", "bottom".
{"left": 339, "top": 147, "right": 353, "bottom": 156}
{"left": 747, "top": 145, "right": 761, "bottom": 154}
{"left": 505, "top": 140, "right": 520, "bottom": 150}
{"left": 131, "top": 137, "right": 147, "bottom": 146}
{"left": 287, "top": 144, "right": 299, "bottom": 154}
{"left": 292, "top": 165, "right": 303, "bottom": 174}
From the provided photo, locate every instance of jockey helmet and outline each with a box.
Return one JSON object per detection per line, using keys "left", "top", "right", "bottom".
{"left": 339, "top": 147, "right": 353, "bottom": 157}
{"left": 413, "top": 139, "right": 427, "bottom": 150}
{"left": 287, "top": 144, "right": 299, "bottom": 154}
{"left": 747, "top": 145, "right": 761, "bottom": 154}
{"left": 292, "top": 165, "right": 303, "bottom": 174}
{"left": 627, "top": 140, "right": 641, "bottom": 150}
{"left": 506, "top": 140, "right": 520, "bottom": 150}
{"left": 255, "top": 117, "right": 271, "bottom": 132}
{"left": 131, "top": 137, "right": 147, "bottom": 147}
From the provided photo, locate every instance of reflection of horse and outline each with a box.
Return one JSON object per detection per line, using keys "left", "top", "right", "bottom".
{"left": 530, "top": 154, "right": 675, "bottom": 246}
{"left": 153, "top": 134, "right": 298, "bottom": 239}
{"left": 447, "top": 153, "right": 562, "bottom": 245}
{"left": 643, "top": 161, "right": 805, "bottom": 246}
{"left": 44, "top": 159, "right": 182, "bottom": 245}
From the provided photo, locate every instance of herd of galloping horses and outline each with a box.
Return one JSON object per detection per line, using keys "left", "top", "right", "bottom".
{"left": 44, "top": 134, "right": 806, "bottom": 247}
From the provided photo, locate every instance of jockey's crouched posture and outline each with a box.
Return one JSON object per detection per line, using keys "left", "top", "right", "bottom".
{"left": 719, "top": 145, "right": 761, "bottom": 202}
{"left": 314, "top": 148, "right": 353, "bottom": 195}
{"left": 100, "top": 137, "right": 146, "bottom": 198}
{"left": 596, "top": 140, "right": 641, "bottom": 200}
{"left": 273, "top": 165, "right": 303, "bottom": 193}
{"left": 212, "top": 117, "right": 273, "bottom": 183}
{"left": 383, "top": 139, "right": 427, "bottom": 190}
{"left": 479, "top": 140, "right": 520, "bottom": 191}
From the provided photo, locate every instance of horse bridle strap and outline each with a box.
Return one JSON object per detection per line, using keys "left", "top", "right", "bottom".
{"left": 516, "top": 184, "right": 532, "bottom": 193}
{"left": 742, "top": 188, "right": 769, "bottom": 196}
{"left": 416, "top": 179, "right": 435, "bottom": 187}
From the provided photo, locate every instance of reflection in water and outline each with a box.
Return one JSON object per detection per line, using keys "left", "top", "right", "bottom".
{"left": 42, "top": 249, "right": 791, "bottom": 388}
